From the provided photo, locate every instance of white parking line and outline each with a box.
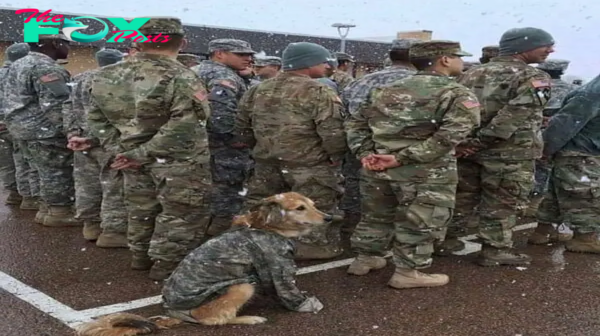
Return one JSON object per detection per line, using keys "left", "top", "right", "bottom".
{"left": 1, "top": 222, "right": 537, "bottom": 329}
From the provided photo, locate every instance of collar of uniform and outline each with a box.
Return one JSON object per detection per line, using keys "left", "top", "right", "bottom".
{"left": 280, "top": 72, "right": 310, "bottom": 78}
{"left": 391, "top": 63, "right": 416, "bottom": 71}
{"left": 134, "top": 52, "right": 177, "bottom": 62}
{"left": 490, "top": 56, "right": 527, "bottom": 65}
{"left": 415, "top": 70, "right": 446, "bottom": 77}
{"left": 28, "top": 51, "right": 54, "bottom": 61}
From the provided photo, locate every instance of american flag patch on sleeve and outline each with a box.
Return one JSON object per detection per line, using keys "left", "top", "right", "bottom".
{"left": 461, "top": 100, "right": 480, "bottom": 109}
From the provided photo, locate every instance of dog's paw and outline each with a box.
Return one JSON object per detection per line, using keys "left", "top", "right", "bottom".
{"left": 232, "top": 315, "right": 268, "bottom": 325}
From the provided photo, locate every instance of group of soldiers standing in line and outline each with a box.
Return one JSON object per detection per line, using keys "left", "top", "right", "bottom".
{"left": 0, "top": 16, "right": 598, "bottom": 289}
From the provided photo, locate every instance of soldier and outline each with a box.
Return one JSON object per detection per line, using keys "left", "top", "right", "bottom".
{"left": 87, "top": 17, "right": 212, "bottom": 280}
{"left": 480, "top": 45, "right": 499, "bottom": 64}
{"left": 235, "top": 42, "right": 347, "bottom": 260}
{"left": 339, "top": 38, "right": 420, "bottom": 233}
{"left": 176, "top": 53, "right": 201, "bottom": 68}
{"left": 253, "top": 56, "right": 281, "bottom": 80}
{"left": 239, "top": 65, "right": 261, "bottom": 87}
{"left": 526, "top": 59, "right": 578, "bottom": 242}
{"left": 64, "top": 49, "right": 128, "bottom": 247}
{"left": 330, "top": 52, "right": 355, "bottom": 92}
{"left": 345, "top": 40, "right": 479, "bottom": 288}
{"left": 457, "top": 27, "right": 555, "bottom": 266}
{"left": 0, "top": 43, "right": 40, "bottom": 210}
{"left": 317, "top": 52, "right": 339, "bottom": 91}
{"left": 191, "top": 39, "right": 255, "bottom": 236}
{"left": 538, "top": 74, "right": 600, "bottom": 253}
{"left": 4, "top": 34, "right": 80, "bottom": 227}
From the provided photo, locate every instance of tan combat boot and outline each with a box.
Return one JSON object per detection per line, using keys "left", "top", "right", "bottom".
{"left": 294, "top": 241, "right": 344, "bottom": 260}
{"left": 82, "top": 221, "right": 102, "bottom": 241}
{"left": 477, "top": 245, "right": 532, "bottom": 267}
{"left": 43, "top": 206, "right": 83, "bottom": 227}
{"left": 20, "top": 196, "right": 39, "bottom": 210}
{"left": 131, "top": 252, "right": 153, "bottom": 270}
{"left": 347, "top": 255, "right": 387, "bottom": 276}
{"left": 388, "top": 268, "right": 449, "bottom": 289}
{"left": 565, "top": 232, "right": 600, "bottom": 254}
{"left": 149, "top": 260, "right": 180, "bottom": 281}
{"left": 5, "top": 190, "right": 22, "bottom": 205}
{"left": 34, "top": 202, "right": 48, "bottom": 224}
{"left": 96, "top": 232, "right": 128, "bottom": 248}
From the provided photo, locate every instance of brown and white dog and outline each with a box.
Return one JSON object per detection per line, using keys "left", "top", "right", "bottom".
{"left": 75, "top": 192, "right": 331, "bottom": 336}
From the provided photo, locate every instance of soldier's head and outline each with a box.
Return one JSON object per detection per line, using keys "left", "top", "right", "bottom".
{"left": 176, "top": 53, "right": 201, "bottom": 68}
{"left": 409, "top": 40, "right": 472, "bottom": 77}
{"left": 537, "top": 59, "right": 570, "bottom": 79}
{"left": 335, "top": 52, "right": 355, "bottom": 72}
{"left": 253, "top": 56, "right": 282, "bottom": 79}
{"left": 28, "top": 34, "right": 70, "bottom": 60}
{"left": 498, "top": 27, "right": 555, "bottom": 64}
{"left": 208, "top": 39, "right": 255, "bottom": 71}
{"left": 5, "top": 43, "right": 30, "bottom": 64}
{"left": 480, "top": 45, "right": 499, "bottom": 64}
{"left": 281, "top": 42, "right": 335, "bottom": 78}
{"left": 135, "top": 17, "right": 186, "bottom": 57}
{"left": 95, "top": 48, "right": 124, "bottom": 67}
{"left": 389, "top": 38, "right": 421, "bottom": 65}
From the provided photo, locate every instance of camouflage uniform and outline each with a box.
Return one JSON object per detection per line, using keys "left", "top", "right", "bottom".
{"left": 330, "top": 52, "right": 355, "bottom": 93}
{"left": 176, "top": 53, "right": 201, "bottom": 68}
{"left": 162, "top": 226, "right": 323, "bottom": 313}
{"left": 63, "top": 52, "right": 128, "bottom": 244}
{"left": 87, "top": 18, "right": 212, "bottom": 280}
{"left": 3, "top": 46, "right": 79, "bottom": 226}
{"left": 191, "top": 39, "right": 255, "bottom": 235}
{"left": 235, "top": 72, "right": 347, "bottom": 260}
{"left": 254, "top": 56, "right": 281, "bottom": 81}
{"left": 537, "top": 74, "right": 600, "bottom": 252}
{"left": 345, "top": 41, "right": 479, "bottom": 282}
{"left": 458, "top": 56, "right": 551, "bottom": 254}
{"left": 340, "top": 42, "right": 418, "bottom": 222}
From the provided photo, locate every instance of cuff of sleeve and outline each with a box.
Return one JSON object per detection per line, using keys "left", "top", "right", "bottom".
{"left": 394, "top": 150, "right": 412, "bottom": 165}
{"left": 357, "top": 150, "right": 374, "bottom": 160}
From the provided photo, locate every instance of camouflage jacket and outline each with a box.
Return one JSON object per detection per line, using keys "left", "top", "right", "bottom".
{"left": 235, "top": 72, "right": 347, "bottom": 166}
{"left": 162, "top": 226, "right": 322, "bottom": 313}
{"left": 87, "top": 53, "right": 211, "bottom": 164}
{"left": 345, "top": 71, "right": 481, "bottom": 185}
{"left": 543, "top": 75, "right": 600, "bottom": 157}
{"left": 543, "top": 78, "right": 577, "bottom": 117}
{"left": 3, "top": 52, "right": 71, "bottom": 140}
{"left": 330, "top": 70, "right": 354, "bottom": 94}
{"left": 342, "top": 64, "right": 417, "bottom": 118}
{"left": 63, "top": 69, "right": 98, "bottom": 141}
{"left": 458, "top": 56, "right": 551, "bottom": 160}
{"left": 0, "top": 64, "right": 10, "bottom": 122}
{"left": 191, "top": 60, "right": 247, "bottom": 147}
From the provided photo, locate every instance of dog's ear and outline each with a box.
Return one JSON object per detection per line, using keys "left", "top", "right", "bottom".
{"left": 248, "top": 200, "right": 283, "bottom": 229}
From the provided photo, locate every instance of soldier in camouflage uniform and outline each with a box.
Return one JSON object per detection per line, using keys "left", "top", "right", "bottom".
{"left": 537, "top": 74, "right": 600, "bottom": 253}
{"left": 330, "top": 52, "right": 355, "bottom": 93}
{"left": 253, "top": 56, "right": 281, "bottom": 80}
{"left": 317, "top": 52, "right": 339, "bottom": 91}
{"left": 4, "top": 34, "right": 81, "bottom": 227}
{"left": 339, "top": 39, "right": 420, "bottom": 233}
{"left": 527, "top": 59, "right": 577, "bottom": 243}
{"left": 345, "top": 40, "right": 479, "bottom": 288}
{"left": 479, "top": 45, "right": 499, "bottom": 64}
{"left": 87, "top": 17, "right": 212, "bottom": 280}
{"left": 235, "top": 42, "right": 347, "bottom": 260}
{"left": 0, "top": 43, "right": 40, "bottom": 210}
{"left": 176, "top": 53, "right": 201, "bottom": 68}
{"left": 63, "top": 49, "right": 128, "bottom": 247}
{"left": 191, "top": 39, "right": 255, "bottom": 236}
{"left": 457, "top": 27, "right": 555, "bottom": 266}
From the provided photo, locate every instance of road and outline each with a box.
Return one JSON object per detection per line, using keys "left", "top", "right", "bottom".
{"left": 1, "top": 196, "right": 599, "bottom": 336}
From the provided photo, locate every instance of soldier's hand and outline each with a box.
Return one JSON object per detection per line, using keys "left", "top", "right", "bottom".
{"left": 229, "top": 142, "right": 248, "bottom": 149}
{"left": 364, "top": 154, "right": 400, "bottom": 171}
{"left": 111, "top": 154, "right": 142, "bottom": 170}
{"left": 455, "top": 145, "right": 478, "bottom": 158}
{"left": 67, "top": 136, "right": 92, "bottom": 151}
{"left": 542, "top": 116, "right": 551, "bottom": 128}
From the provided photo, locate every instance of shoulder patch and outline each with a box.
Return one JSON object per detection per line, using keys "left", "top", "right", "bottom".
{"left": 218, "top": 80, "right": 236, "bottom": 90}
{"left": 40, "top": 73, "right": 60, "bottom": 83}
{"left": 461, "top": 100, "right": 480, "bottom": 109}
{"left": 531, "top": 80, "right": 550, "bottom": 88}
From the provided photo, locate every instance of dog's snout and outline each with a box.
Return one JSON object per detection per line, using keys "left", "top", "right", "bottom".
{"left": 323, "top": 213, "right": 333, "bottom": 222}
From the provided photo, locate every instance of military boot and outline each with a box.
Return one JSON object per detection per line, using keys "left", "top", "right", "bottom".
{"left": 528, "top": 222, "right": 559, "bottom": 245}
{"left": 341, "top": 211, "right": 361, "bottom": 234}
{"left": 434, "top": 238, "right": 465, "bottom": 256}
{"left": 206, "top": 216, "right": 231, "bottom": 236}
{"left": 131, "top": 252, "right": 153, "bottom": 270}
{"left": 294, "top": 241, "right": 344, "bottom": 260}
{"left": 565, "top": 232, "right": 600, "bottom": 254}
{"left": 96, "top": 232, "right": 128, "bottom": 248}
{"left": 82, "top": 221, "right": 102, "bottom": 241}
{"left": 477, "top": 245, "right": 532, "bottom": 267}
{"left": 19, "top": 196, "right": 39, "bottom": 210}
{"left": 43, "top": 206, "right": 83, "bottom": 227}
{"left": 388, "top": 268, "right": 449, "bottom": 289}
{"left": 34, "top": 202, "right": 48, "bottom": 224}
{"left": 347, "top": 255, "right": 387, "bottom": 276}
{"left": 5, "top": 190, "right": 22, "bottom": 205}
{"left": 149, "top": 260, "right": 180, "bottom": 281}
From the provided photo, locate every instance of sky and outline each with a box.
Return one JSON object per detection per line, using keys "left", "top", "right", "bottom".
{"left": 6, "top": 0, "right": 598, "bottom": 79}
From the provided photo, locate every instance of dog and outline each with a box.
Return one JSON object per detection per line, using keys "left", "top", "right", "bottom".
{"left": 75, "top": 192, "right": 331, "bottom": 336}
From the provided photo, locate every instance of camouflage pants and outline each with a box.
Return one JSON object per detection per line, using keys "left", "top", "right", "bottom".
{"left": 244, "top": 161, "right": 343, "bottom": 246}
{"left": 73, "top": 148, "right": 127, "bottom": 233}
{"left": 339, "top": 151, "right": 361, "bottom": 214}
{"left": 351, "top": 175, "right": 455, "bottom": 269}
{"left": 122, "top": 162, "right": 211, "bottom": 262}
{"left": 0, "top": 130, "right": 17, "bottom": 192}
{"left": 455, "top": 158, "right": 534, "bottom": 248}
{"left": 537, "top": 156, "right": 600, "bottom": 234}
{"left": 13, "top": 140, "right": 40, "bottom": 198}
{"left": 209, "top": 145, "right": 252, "bottom": 220}
{"left": 24, "top": 138, "right": 74, "bottom": 206}
{"left": 531, "top": 159, "right": 552, "bottom": 197}
{"left": 0, "top": 132, "right": 39, "bottom": 197}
